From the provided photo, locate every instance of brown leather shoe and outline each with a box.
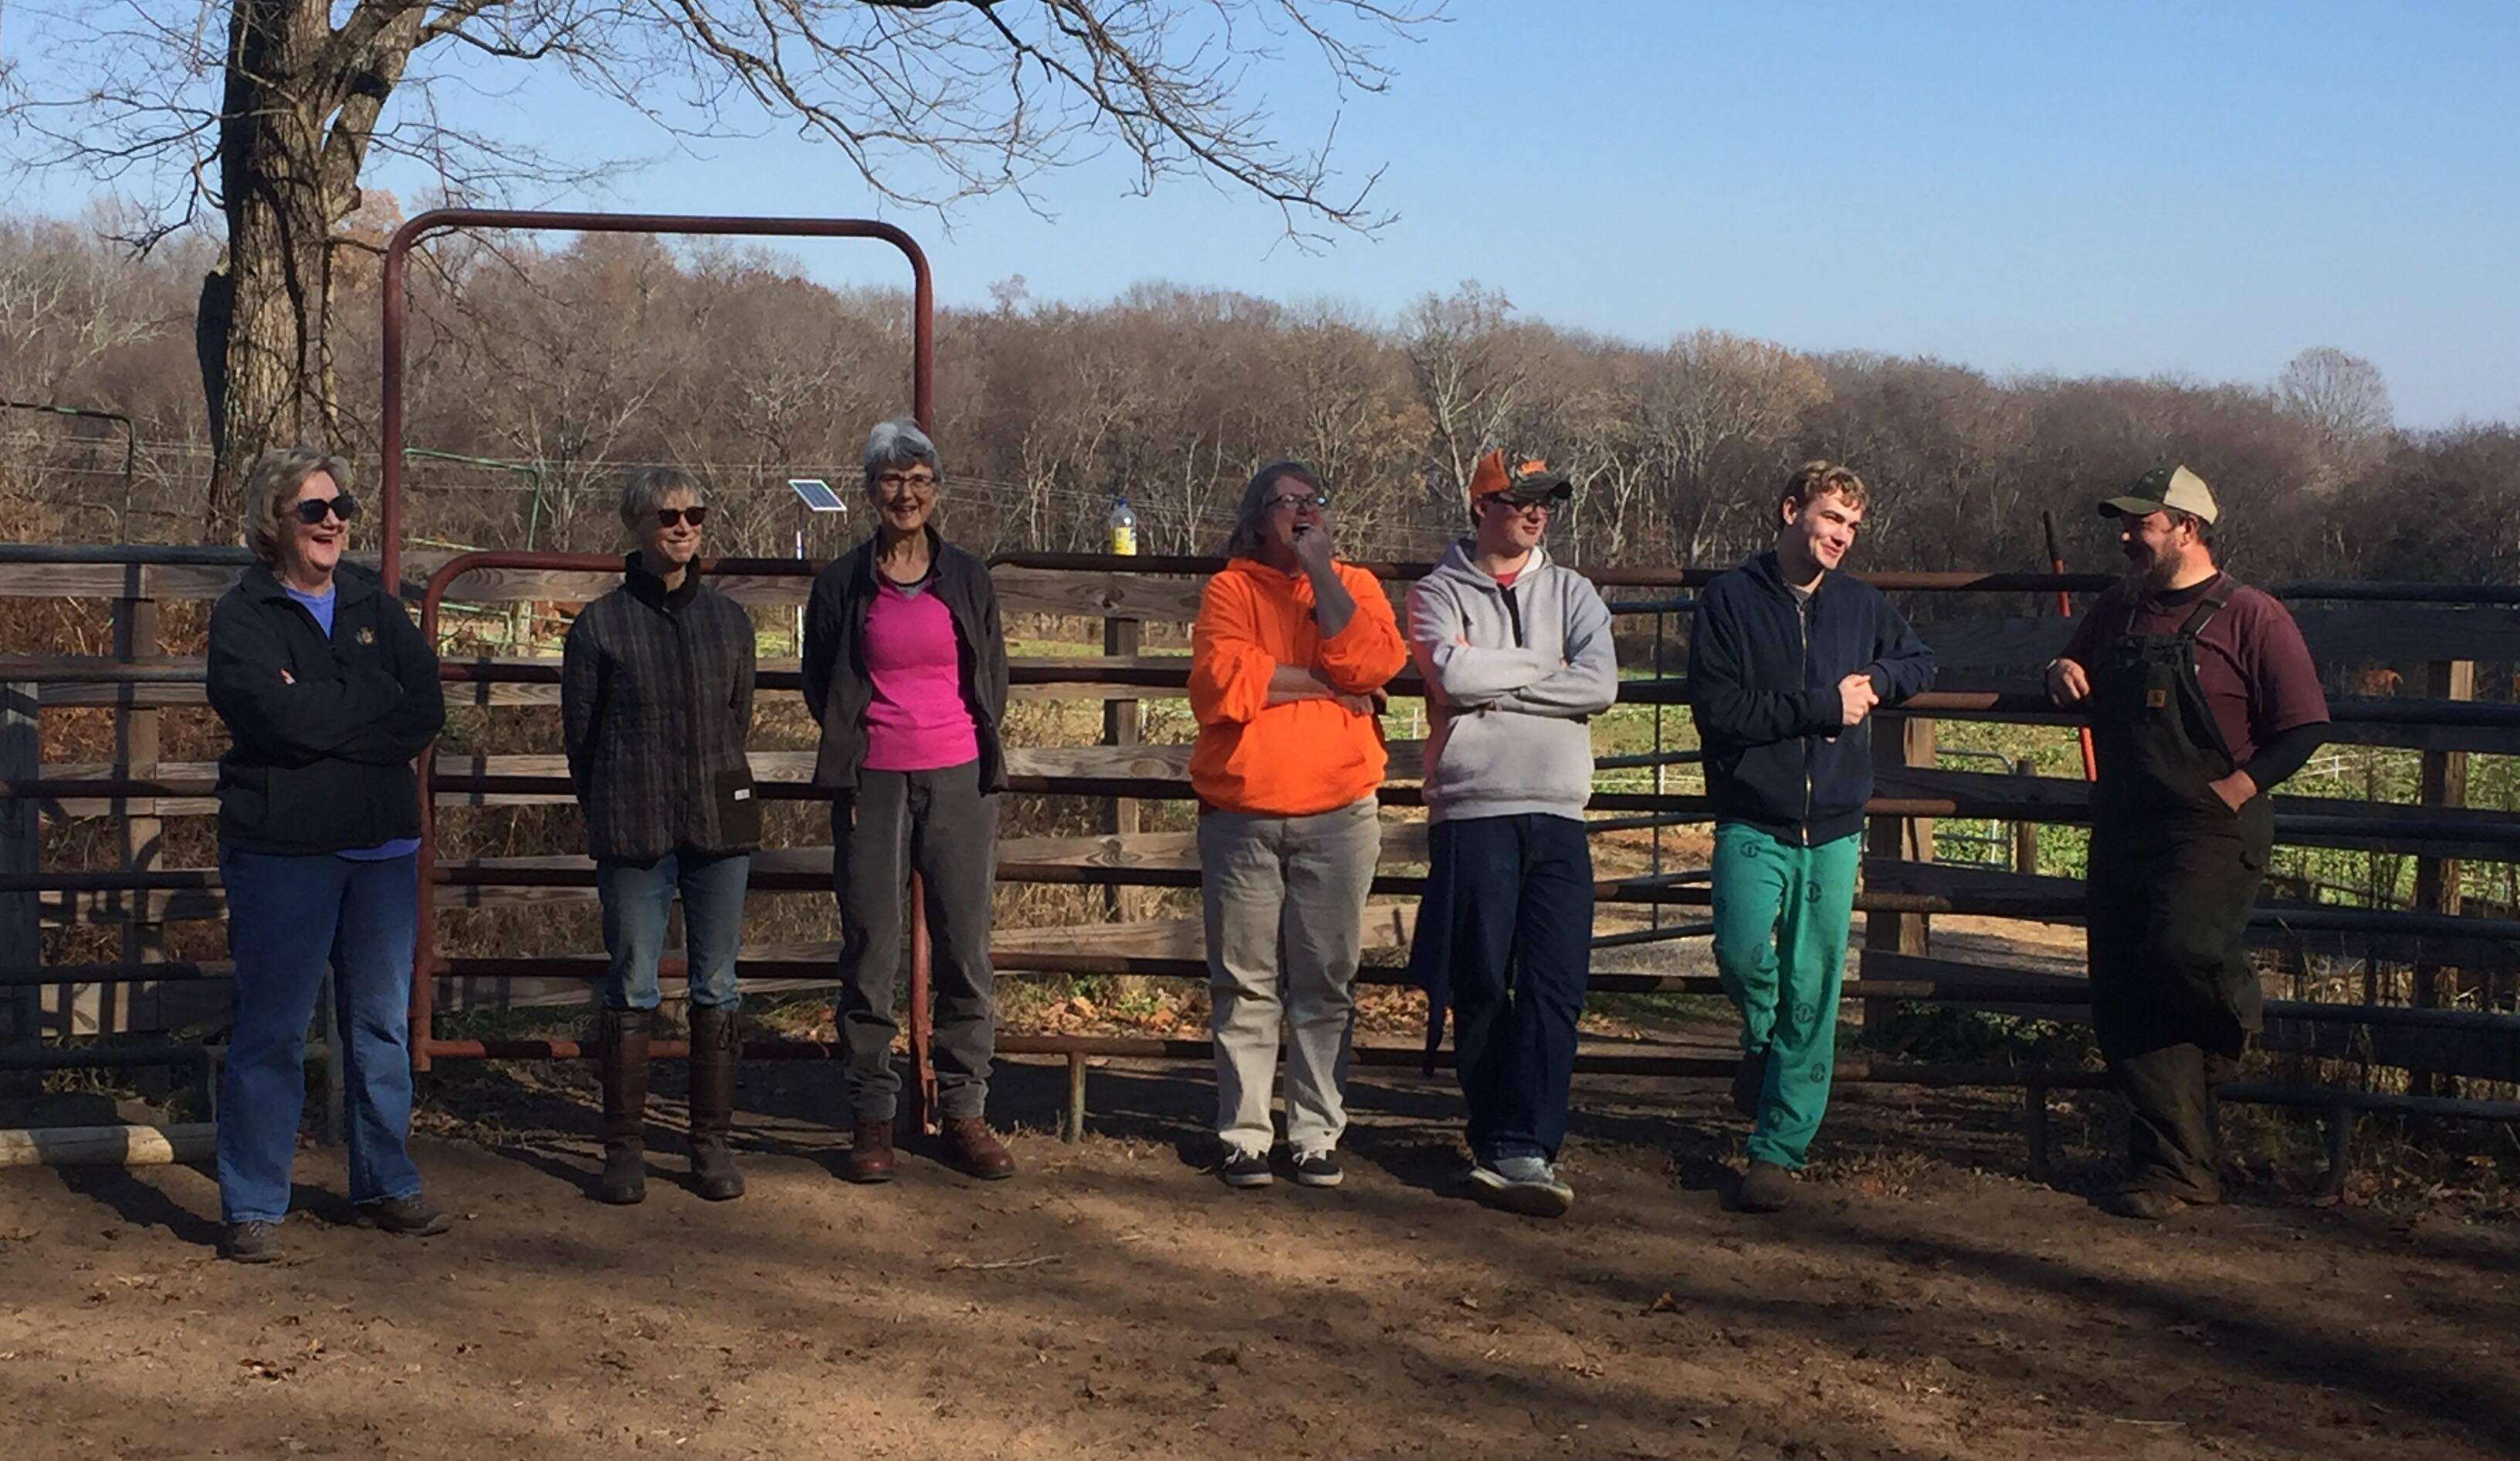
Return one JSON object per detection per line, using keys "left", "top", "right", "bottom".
{"left": 939, "top": 1116, "right": 1016, "bottom": 1181}
{"left": 845, "top": 1119, "right": 897, "bottom": 1184}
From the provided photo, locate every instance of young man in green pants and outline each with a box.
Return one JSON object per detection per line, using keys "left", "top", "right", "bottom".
{"left": 1688, "top": 462, "right": 1935, "bottom": 1212}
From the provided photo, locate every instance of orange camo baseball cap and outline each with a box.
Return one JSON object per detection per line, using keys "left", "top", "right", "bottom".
{"left": 1468, "top": 448, "right": 1572, "bottom": 505}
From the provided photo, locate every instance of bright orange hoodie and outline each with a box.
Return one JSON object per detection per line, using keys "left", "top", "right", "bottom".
{"left": 1189, "top": 557, "right": 1408, "bottom": 816}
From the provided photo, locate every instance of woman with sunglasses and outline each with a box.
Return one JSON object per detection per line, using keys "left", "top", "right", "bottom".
{"left": 561, "top": 466, "right": 760, "bottom": 1205}
{"left": 1188, "top": 461, "right": 1407, "bottom": 1189}
{"left": 802, "top": 419, "right": 1013, "bottom": 1183}
{"left": 204, "top": 447, "right": 449, "bottom": 1263}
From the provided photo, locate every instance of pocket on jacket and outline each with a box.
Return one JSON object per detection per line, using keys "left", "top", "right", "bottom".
{"left": 714, "top": 766, "right": 762, "bottom": 847}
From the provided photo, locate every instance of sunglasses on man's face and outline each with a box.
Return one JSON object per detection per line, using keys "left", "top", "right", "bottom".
{"left": 655, "top": 506, "right": 708, "bottom": 529}
{"left": 290, "top": 494, "right": 358, "bottom": 526}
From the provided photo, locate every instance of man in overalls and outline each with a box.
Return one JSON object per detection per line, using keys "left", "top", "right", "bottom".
{"left": 2048, "top": 466, "right": 2329, "bottom": 1219}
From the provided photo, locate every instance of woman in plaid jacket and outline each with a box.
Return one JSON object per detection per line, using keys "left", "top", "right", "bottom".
{"left": 561, "top": 466, "right": 760, "bottom": 1205}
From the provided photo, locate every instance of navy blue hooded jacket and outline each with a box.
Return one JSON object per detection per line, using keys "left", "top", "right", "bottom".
{"left": 1688, "top": 551, "right": 1936, "bottom": 846}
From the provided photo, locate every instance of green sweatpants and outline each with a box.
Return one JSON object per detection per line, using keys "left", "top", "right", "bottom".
{"left": 1710, "top": 824, "right": 1861, "bottom": 1168}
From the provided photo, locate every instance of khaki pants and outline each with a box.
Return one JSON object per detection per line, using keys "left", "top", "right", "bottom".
{"left": 1198, "top": 798, "right": 1381, "bottom": 1158}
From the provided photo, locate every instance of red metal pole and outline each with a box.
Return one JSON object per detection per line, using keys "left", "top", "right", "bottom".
{"left": 2044, "top": 511, "right": 2098, "bottom": 782}
{"left": 381, "top": 211, "right": 935, "bottom": 1073}
{"left": 907, "top": 876, "right": 936, "bottom": 1135}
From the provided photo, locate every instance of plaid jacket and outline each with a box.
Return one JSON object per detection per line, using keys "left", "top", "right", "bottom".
{"left": 561, "top": 558, "right": 759, "bottom": 861}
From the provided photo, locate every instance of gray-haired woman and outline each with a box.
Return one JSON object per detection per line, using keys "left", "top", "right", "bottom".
{"left": 802, "top": 419, "right": 1013, "bottom": 1183}
{"left": 205, "top": 446, "right": 448, "bottom": 1263}
{"left": 561, "top": 466, "right": 760, "bottom": 1204}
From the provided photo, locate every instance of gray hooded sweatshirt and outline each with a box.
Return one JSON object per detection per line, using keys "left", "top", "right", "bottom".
{"left": 1405, "top": 538, "right": 1619, "bottom": 822}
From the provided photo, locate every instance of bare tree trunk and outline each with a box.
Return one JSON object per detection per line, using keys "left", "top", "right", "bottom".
{"left": 201, "top": 0, "right": 416, "bottom": 538}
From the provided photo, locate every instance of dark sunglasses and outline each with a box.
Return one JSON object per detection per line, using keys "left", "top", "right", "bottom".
{"left": 290, "top": 493, "right": 358, "bottom": 525}
{"left": 655, "top": 506, "right": 709, "bottom": 528}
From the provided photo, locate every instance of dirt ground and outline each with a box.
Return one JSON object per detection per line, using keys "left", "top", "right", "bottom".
{"left": 5, "top": 1041, "right": 2518, "bottom": 1461}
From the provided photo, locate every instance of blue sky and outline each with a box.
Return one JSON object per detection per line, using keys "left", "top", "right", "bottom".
{"left": 9, "top": 2, "right": 2516, "bottom": 424}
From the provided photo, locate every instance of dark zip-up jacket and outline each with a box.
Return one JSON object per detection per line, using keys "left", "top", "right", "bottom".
{"left": 561, "top": 558, "right": 760, "bottom": 861}
{"left": 801, "top": 526, "right": 1010, "bottom": 793}
{"left": 205, "top": 561, "right": 445, "bottom": 856}
{"left": 1688, "top": 551, "right": 1936, "bottom": 846}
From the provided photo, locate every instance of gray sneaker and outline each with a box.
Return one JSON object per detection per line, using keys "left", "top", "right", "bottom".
{"left": 1473, "top": 1156, "right": 1573, "bottom": 1218}
{"left": 1290, "top": 1150, "right": 1343, "bottom": 1188}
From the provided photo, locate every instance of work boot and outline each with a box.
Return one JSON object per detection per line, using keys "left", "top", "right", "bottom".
{"left": 846, "top": 1118, "right": 898, "bottom": 1184}
{"left": 2102, "top": 1186, "right": 2190, "bottom": 1221}
{"left": 596, "top": 1007, "right": 652, "bottom": 1205}
{"left": 1731, "top": 1048, "right": 1769, "bottom": 1119}
{"left": 939, "top": 1116, "right": 1017, "bottom": 1180}
{"left": 686, "top": 1005, "right": 746, "bottom": 1202}
{"left": 359, "top": 1193, "right": 453, "bottom": 1236}
{"left": 221, "top": 1220, "right": 283, "bottom": 1264}
{"left": 1737, "top": 1160, "right": 1793, "bottom": 1214}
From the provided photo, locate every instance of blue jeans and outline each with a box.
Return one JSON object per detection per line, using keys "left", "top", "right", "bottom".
{"left": 1407, "top": 814, "right": 1595, "bottom": 1163}
{"left": 595, "top": 849, "right": 751, "bottom": 1011}
{"left": 217, "top": 849, "right": 422, "bottom": 1224}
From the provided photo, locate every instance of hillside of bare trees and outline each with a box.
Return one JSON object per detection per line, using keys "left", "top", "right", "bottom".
{"left": 4, "top": 211, "right": 2515, "bottom": 588}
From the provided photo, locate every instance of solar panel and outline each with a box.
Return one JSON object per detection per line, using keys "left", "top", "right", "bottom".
{"left": 788, "top": 478, "right": 848, "bottom": 512}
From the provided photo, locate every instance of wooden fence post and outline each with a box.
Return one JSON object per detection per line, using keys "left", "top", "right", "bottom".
{"left": 1102, "top": 612, "right": 1143, "bottom": 924}
{"left": 108, "top": 593, "right": 167, "bottom": 1042}
{"left": 2410, "top": 659, "right": 2474, "bottom": 1100}
{"left": 2, "top": 681, "right": 38, "bottom": 1095}
{"left": 1861, "top": 715, "right": 1936, "bottom": 1034}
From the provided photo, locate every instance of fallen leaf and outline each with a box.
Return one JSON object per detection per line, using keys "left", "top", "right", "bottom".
{"left": 1646, "top": 1292, "right": 1679, "bottom": 1314}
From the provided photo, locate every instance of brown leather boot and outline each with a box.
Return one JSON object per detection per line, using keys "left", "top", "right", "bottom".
{"left": 686, "top": 1005, "right": 745, "bottom": 1202}
{"left": 846, "top": 1118, "right": 898, "bottom": 1184}
{"left": 596, "top": 1008, "right": 652, "bottom": 1205}
{"left": 940, "top": 1116, "right": 1016, "bottom": 1181}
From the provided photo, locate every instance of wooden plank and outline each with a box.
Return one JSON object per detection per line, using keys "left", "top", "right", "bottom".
{"left": 990, "top": 568, "right": 1206, "bottom": 622}
{"left": 1873, "top": 762, "right": 2520, "bottom": 861}
{"left": 432, "top": 823, "right": 1434, "bottom": 911}
{"left": 1868, "top": 858, "right": 2520, "bottom": 970}
{"left": 1916, "top": 606, "right": 2520, "bottom": 674}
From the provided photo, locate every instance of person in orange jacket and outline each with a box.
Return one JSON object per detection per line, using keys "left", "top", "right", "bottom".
{"left": 1189, "top": 461, "right": 1408, "bottom": 1189}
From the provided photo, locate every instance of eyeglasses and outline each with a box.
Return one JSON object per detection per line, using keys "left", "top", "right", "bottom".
{"left": 290, "top": 494, "right": 358, "bottom": 526}
{"left": 876, "top": 472, "right": 938, "bottom": 492}
{"left": 1482, "top": 495, "right": 1552, "bottom": 518}
{"left": 1267, "top": 492, "right": 1329, "bottom": 512}
{"left": 655, "top": 506, "right": 709, "bottom": 528}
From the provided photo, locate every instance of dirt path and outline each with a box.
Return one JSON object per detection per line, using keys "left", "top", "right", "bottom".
{"left": 4, "top": 1055, "right": 2515, "bottom": 1461}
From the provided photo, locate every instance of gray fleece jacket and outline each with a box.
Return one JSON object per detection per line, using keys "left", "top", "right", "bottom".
{"left": 1405, "top": 539, "right": 1620, "bottom": 822}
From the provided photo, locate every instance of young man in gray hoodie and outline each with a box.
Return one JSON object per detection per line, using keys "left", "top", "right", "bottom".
{"left": 1405, "top": 450, "right": 1620, "bottom": 1217}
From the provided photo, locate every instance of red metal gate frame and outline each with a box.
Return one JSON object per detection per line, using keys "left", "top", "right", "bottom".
{"left": 380, "top": 210, "right": 938, "bottom": 1127}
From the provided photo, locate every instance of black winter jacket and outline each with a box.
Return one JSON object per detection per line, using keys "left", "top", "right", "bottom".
{"left": 561, "top": 558, "right": 760, "bottom": 861}
{"left": 205, "top": 561, "right": 445, "bottom": 855}
{"left": 801, "top": 526, "right": 1010, "bottom": 792}
{"left": 1688, "top": 551, "right": 1936, "bottom": 846}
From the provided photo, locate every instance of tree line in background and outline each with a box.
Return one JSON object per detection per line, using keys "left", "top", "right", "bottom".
{"left": 3, "top": 209, "right": 2515, "bottom": 592}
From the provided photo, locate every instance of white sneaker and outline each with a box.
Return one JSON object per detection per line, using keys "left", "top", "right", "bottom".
{"left": 1478, "top": 1156, "right": 1573, "bottom": 1218}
